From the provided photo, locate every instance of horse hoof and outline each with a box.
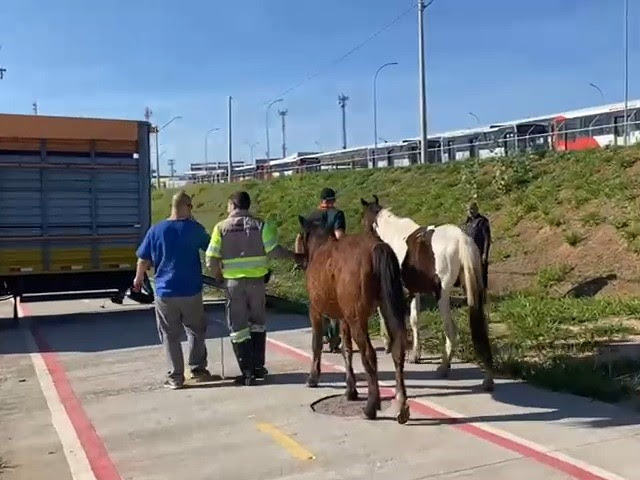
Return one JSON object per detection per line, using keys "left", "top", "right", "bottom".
{"left": 362, "top": 406, "right": 377, "bottom": 420}
{"left": 384, "top": 345, "right": 391, "bottom": 354}
{"left": 306, "top": 377, "right": 319, "bottom": 388}
{"left": 482, "top": 378, "right": 495, "bottom": 392}
{"left": 435, "top": 365, "right": 450, "bottom": 379}
{"left": 345, "top": 390, "right": 358, "bottom": 401}
{"left": 408, "top": 354, "right": 421, "bottom": 364}
{"left": 396, "top": 405, "right": 410, "bottom": 425}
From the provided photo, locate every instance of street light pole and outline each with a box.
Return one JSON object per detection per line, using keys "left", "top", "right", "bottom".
{"left": 154, "top": 115, "right": 182, "bottom": 189}
{"left": 468, "top": 112, "right": 480, "bottom": 125}
{"left": 417, "top": 0, "right": 434, "bottom": 164}
{"left": 228, "top": 96, "right": 233, "bottom": 183}
{"left": 205, "top": 127, "right": 220, "bottom": 173}
{"left": 373, "top": 61, "right": 398, "bottom": 168}
{"left": 623, "top": 0, "right": 629, "bottom": 146}
{"left": 266, "top": 98, "right": 283, "bottom": 161}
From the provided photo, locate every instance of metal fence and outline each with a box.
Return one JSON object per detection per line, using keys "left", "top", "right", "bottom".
{"left": 187, "top": 120, "right": 640, "bottom": 185}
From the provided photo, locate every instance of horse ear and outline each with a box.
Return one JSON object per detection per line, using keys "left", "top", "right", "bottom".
{"left": 360, "top": 198, "right": 369, "bottom": 207}
{"left": 298, "top": 215, "right": 307, "bottom": 228}
{"left": 373, "top": 194, "right": 379, "bottom": 205}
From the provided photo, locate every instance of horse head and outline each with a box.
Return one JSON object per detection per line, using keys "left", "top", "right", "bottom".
{"left": 360, "top": 195, "right": 383, "bottom": 235}
{"left": 297, "top": 215, "right": 335, "bottom": 259}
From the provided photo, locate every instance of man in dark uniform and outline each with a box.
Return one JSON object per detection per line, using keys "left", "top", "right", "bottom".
{"left": 306, "top": 187, "right": 346, "bottom": 353}
{"left": 463, "top": 201, "right": 491, "bottom": 290}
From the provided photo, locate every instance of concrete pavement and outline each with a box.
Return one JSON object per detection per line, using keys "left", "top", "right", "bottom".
{"left": 1, "top": 295, "right": 639, "bottom": 479}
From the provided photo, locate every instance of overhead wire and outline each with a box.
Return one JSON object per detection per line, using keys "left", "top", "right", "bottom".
{"left": 265, "top": 2, "right": 418, "bottom": 104}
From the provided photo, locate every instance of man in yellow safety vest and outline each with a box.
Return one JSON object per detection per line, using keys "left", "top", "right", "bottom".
{"left": 206, "top": 191, "right": 305, "bottom": 385}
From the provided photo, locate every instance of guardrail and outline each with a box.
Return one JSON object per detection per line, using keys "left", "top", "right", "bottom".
{"left": 188, "top": 120, "right": 640, "bottom": 185}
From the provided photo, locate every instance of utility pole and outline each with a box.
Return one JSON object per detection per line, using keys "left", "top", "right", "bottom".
{"left": 278, "top": 109, "right": 288, "bottom": 158}
{"left": 417, "top": 0, "right": 432, "bottom": 164}
{"left": 227, "top": 96, "right": 233, "bottom": 183}
{"left": 0, "top": 45, "right": 6, "bottom": 80}
{"left": 167, "top": 158, "right": 176, "bottom": 188}
{"left": 32, "top": 101, "right": 38, "bottom": 115}
{"left": 338, "top": 94, "right": 349, "bottom": 149}
{"left": 623, "top": 0, "right": 629, "bottom": 146}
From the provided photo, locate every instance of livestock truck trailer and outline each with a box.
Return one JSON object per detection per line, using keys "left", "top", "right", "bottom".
{"left": 0, "top": 113, "right": 152, "bottom": 323}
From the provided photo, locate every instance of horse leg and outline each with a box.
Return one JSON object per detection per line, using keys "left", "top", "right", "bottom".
{"left": 390, "top": 320, "right": 410, "bottom": 425}
{"left": 341, "top": 320, "right": 358, "bottom": 400}
{"left": 306, "top": 309, "right": 324, "bottom": 388}
{"left": 436, "top": 289, "right": 458, "bottom": 378}
{"left": 408, "top": 294, "right": 421, "bottom": 364}
{"left": 377, "top": 306, "right": 391, "bottom": 354}
{"left": 353, "top": 322, "right": 380, "bottom": 420}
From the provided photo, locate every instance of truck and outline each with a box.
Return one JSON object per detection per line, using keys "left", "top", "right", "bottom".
{"left": 0, "top": 113, "right": 152, "bottom": 321}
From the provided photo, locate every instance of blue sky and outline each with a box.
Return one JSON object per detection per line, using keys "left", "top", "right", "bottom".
{"left": 0, "top": 0, "right": 637, "bottom": 172}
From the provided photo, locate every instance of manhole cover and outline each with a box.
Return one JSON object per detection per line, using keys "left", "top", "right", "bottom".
{"left": 310, "top": 394, "right": 394, "bottom": 417}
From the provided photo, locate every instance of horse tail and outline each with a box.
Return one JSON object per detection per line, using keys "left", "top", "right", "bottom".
{"left": 372, "top": 242, "right": 407, "bottom": 342}
{"left": 458, "top": 230, "right": 493, "bottom": 371}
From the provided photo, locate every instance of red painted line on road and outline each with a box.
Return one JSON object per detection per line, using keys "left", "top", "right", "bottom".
{"left": 18, "top": 300, "right": 122, "bottom": 480}
{"left": 266, "top": 337, "right": 620, "bottom": 480}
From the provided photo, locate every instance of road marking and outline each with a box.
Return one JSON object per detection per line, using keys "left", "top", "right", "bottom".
{"left": 266, "top": 337, "right": 627, "bottom": 480}
{"left": 24, "top": 329, "right": 97, "bottom": 480}
{"left": 17, "top": 300, "right": 122, "bottom": 480}
{"left": 256, "top": 422, "right": 316, "bottom": 461}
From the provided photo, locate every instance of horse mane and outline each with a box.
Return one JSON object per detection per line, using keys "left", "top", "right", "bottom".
{"left": 376, "top": 208, "right": 421, "bottom": 239}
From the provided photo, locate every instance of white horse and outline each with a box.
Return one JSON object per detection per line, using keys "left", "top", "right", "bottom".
{"left": 361, "top": 196, "right": 494, "bottom": 391}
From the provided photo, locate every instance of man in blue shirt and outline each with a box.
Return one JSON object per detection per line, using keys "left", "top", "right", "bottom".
{"left": 134, "top": 191, "right": 214, "bottom": 389}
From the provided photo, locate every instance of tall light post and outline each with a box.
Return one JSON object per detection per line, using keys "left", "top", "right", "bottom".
{"left": 205, "top": 127, "right": 220, "bottom": 172}
{"left": 588, "top": 82, "right": 604, "bottom": 102}
{"left": 418, "top": 0, "right": 435, "bottom": 164}
{"left": 154, "top": 115, "right": 182, "bottom": 189}
{"left": 266, "top": 98, "right": 283, "bottom": 161}
{"left": 468, "top": 112, "right": 480, "bottom": 126}
{"left": 623, "top": 0, "right": 629, "bottom": 146}
{"left": 373, "top": 61, "right": 398, "bottom": 168}
{"left": 228, "top": 96, "right": 233, "bottom": 183}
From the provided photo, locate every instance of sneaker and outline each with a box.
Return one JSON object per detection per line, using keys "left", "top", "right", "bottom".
{"left": 164, "top": 378, "right": 184, "bottom": 390}
{"left": 190, "top": 368, "right": 220, "bottom": 383}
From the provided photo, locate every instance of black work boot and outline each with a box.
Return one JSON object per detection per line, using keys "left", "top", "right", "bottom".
{"left": 251, "top": 331, "right": 268, "bottom": 380}
{"left": 231, "top": 340, "right": 255, "bottom": 386}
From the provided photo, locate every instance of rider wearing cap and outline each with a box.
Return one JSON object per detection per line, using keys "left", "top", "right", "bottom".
{"left": 305, "top": 187, "right": 346, "bottom": 352}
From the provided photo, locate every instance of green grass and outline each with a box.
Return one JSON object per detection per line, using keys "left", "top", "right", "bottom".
{"left": 536, "top": 264, "right": 573, "bottom": 290}
{"left": 153, "top": 145, "right": 640, "bottom": 404}
{"left": 415, "top": 294, "right": 640, "bottom": 402}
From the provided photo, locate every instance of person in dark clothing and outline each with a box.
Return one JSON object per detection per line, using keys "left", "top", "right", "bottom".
{"left": 463, "top": 201, "right": 491, "bottom": 290}
{"left": 306, "top": 187, "right": 346, "bottom": 353}
{"left": 305, "top": 187, "right": 346, "bottom": 239}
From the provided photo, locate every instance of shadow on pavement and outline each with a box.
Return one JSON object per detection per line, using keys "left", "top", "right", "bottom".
{"left": 0, "top": 301, "right": 310, "bottom": 355}
{"left": 405, "top": 380, "right": 640, "bottom": 429}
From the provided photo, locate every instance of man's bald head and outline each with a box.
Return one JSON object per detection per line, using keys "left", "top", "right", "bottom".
{"left": 170, "top": 191, "right": 193, "bottom": 219}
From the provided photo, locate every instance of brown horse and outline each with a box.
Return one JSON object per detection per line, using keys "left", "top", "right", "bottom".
{"left": 297, "top": 215, "right": 410, "bottom": 424}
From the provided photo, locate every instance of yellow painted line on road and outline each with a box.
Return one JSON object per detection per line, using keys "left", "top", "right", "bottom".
{"left": 256, "top": 422, "right": 316, "bottom": 461}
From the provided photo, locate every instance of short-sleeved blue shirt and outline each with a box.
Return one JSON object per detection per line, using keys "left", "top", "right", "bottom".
{"left": 136, "top": 219, "right": 211, "bottom": 298}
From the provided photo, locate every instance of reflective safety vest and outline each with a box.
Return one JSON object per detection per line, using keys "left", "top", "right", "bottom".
{"left": 205, "top": 210, "right": 278, "bottom": 279}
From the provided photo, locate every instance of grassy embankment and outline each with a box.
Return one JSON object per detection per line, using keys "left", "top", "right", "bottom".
{"left": 153, "top": 146, "right": 640, "bottom": 404}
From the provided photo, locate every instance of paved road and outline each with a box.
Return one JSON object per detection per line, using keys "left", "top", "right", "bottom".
{"left": 1, "top": 295, "right": 639, "bottom": 480}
